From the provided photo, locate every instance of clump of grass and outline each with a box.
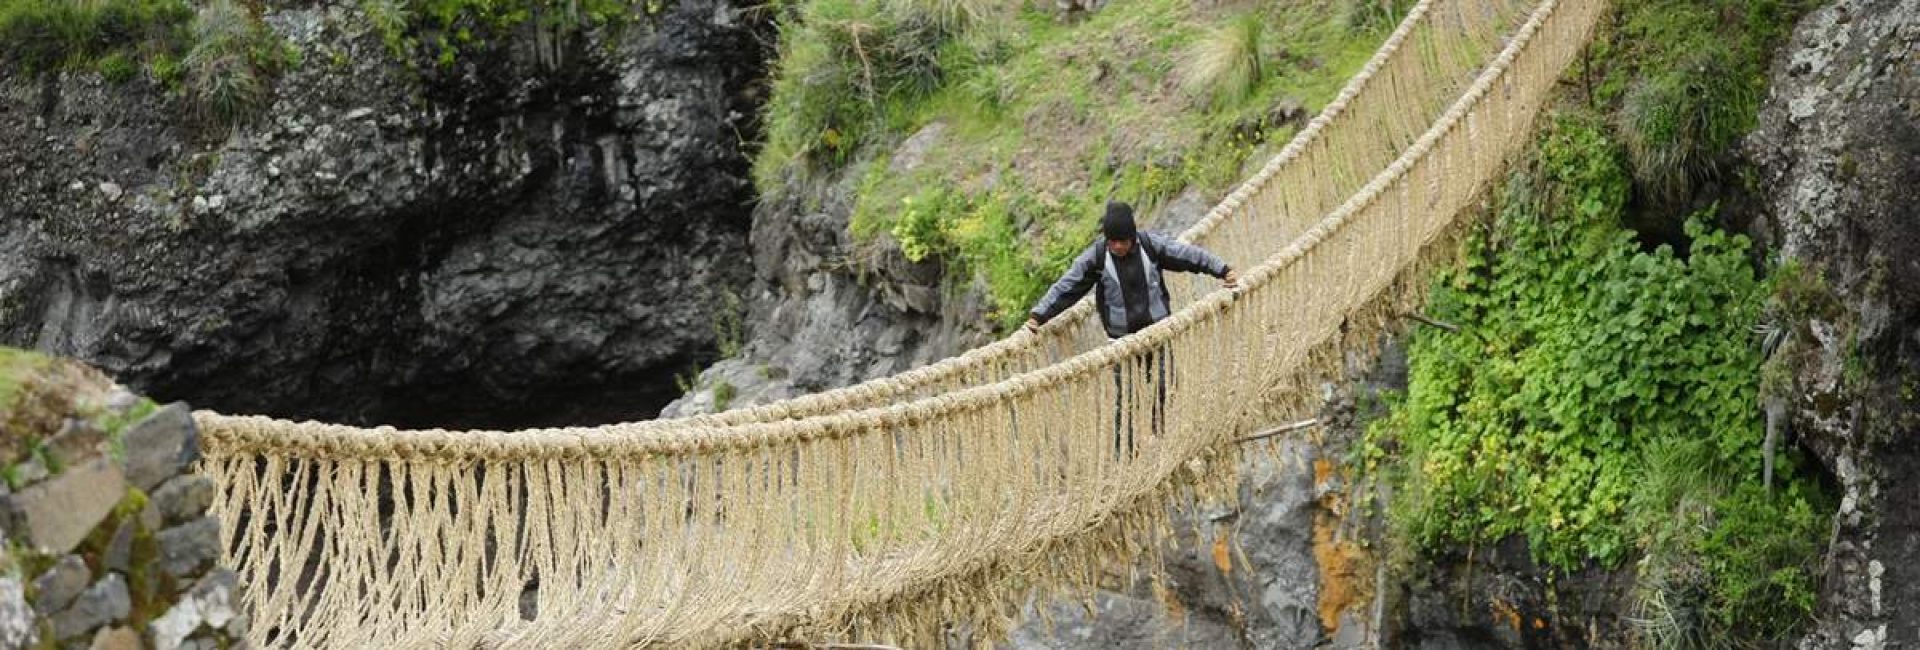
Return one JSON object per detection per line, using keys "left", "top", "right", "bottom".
{"left": 755, "top": 0, "right": 974, "bottom": 187}
{"left": 96, "top": 51, "right": 137, "bottom": 82}
{"left": 1618, "top": 40, "right": 1755, "bottom": 203}
{"left": 0, "top": 0, "right": 192, "bottom": 73}
{"left": 183, "top": 0, "right": 279, "bottom": 131}
{"left": 1177, "top": 14, "right": 1264, "bottom": 108}
{"left": 886, "top": 0, "right": 1001, "bottom": 34}
{"left": 1344, "top": 0, "right": 1413, "bottom": 32}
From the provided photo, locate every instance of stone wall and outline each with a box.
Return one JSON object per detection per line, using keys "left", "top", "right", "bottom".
{"left": 0, "top": 350, "right": 242, "bottom": 650}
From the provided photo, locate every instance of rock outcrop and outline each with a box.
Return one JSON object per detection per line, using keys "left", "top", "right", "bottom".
{"left": 1740, "top": 0, "right": 1920, "bottom": 646}
{"left": 0, "top": 0, "right": 770, "bottom": 429}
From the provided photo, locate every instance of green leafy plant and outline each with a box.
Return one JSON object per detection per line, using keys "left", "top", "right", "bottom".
{"left": 1362, "top": 113, "right": 1830, "bottom": 646}
{"left": 890, "top": 190, "right": 952, "bottom": 263}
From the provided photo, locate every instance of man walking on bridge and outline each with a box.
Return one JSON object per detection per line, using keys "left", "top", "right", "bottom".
{"left": 1024, "top": 201, "right": 1238, "bottom": 455}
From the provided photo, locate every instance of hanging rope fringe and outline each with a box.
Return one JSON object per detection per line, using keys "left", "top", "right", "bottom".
{"left": 192, "top": 0, "right": 1606, "bottom": 646}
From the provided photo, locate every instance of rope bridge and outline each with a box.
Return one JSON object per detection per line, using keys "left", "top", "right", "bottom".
{"left": 193, "top": 0, "right": 1604, "bottom": 646}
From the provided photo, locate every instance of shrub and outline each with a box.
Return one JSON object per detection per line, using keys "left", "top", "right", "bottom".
{"left": 97, "top": 52, "right": 137, "bottom": 82}
{"left": 1694, "top": 481, "right": 1823, "bottom": 640}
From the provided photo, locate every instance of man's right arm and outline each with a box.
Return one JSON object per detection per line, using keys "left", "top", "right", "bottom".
{"left": 1028, "top": 244, "right": 1102, "bottom": 329}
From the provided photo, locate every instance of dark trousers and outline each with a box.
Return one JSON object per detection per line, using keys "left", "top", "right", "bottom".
{"left": 1112, "top": 343, "right": 1169, "bottom": 458}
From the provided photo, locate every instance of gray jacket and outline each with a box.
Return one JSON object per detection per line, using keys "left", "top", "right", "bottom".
{"left": 1028, "top": 232, "right": 1231, "bottom": 339}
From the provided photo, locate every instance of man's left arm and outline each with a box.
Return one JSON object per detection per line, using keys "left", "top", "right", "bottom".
{"left": 1152, "top": 236, "right": 1231, "bottom": 276}
{"left": 1151, "top": 234, "right": 1239, "bottom": 289}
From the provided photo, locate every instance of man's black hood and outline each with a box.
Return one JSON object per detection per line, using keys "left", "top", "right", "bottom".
{"left": 1102, "top": 201, "right": 1137, "bottom": 241}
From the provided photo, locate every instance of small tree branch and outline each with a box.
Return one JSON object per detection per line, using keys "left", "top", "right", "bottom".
{"left": 1237, "top": 418, "right": 1321, "bottom": 444}
{"left": 1405, "top": 312, "right": 1460, "bottom": 333}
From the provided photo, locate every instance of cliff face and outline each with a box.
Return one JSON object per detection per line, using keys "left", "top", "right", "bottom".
{"left": 1742, "top": 0, "right": 1920, "bottom": 645}
{"left": 0, "top": 0, "right": 769, "bottom": 429}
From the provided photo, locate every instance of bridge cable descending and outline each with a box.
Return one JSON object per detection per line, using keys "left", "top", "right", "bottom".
{"left": 194, "top": 0, "right": 1605, "bottom": 645}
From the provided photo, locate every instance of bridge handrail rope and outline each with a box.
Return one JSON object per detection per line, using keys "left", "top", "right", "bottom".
{"left": 193, "top": 0, "right": 1605, "bottom": 646}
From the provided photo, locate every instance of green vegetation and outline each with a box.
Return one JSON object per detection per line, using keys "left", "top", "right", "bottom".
{"left": 1595, "top": 0, "right": 1812, "bottom": 204}
{"left": 1362, "top": 117, "right": 1827, "bottom": 641}
{"left": 1358, "top": 0, "right": 1824, "bottom": 644}
{"left": 183, "top": 0, "right": 292, "bottom": 129}
{"left": 0, "top": 346, "right": 47, "bottom": 415}
{"left": 0, "top": 0, "right": 295, "bottom": 131}
{"left": 358, "top": 0, "right": 657, "bottom": 67}
{"left": 0, "top": 0, "right": 192, "bottom": 74}
{"left": 759, "top": 0, "right": 1394, "bottom": 326}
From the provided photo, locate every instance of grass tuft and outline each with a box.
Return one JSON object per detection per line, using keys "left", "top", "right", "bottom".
{"left": 1177, "top": 14, "right": 1264, "bottom": 108}
{"left": 183, "top": 0, "right": 277, "bottom": 131}
{"left": 886, "top": 0, "right": 1002, "bottom": 34}
{"left": 1618, "top": 40, "right": 1755, "bottom": 203}
{"left": 0, "top": 0, "right": 192, "bottom": 73}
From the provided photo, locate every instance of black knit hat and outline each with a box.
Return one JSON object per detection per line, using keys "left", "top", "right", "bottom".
{"left": 1102, "top": 201, "right": 1137, "bottom": 241}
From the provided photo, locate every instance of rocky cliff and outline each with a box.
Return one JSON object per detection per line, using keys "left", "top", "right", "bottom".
{"left": 1744, "top": 0, "right": 1920, "bottom": 646}
{"left": 0, "top": 0, "right": 769, "bottom": 429}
